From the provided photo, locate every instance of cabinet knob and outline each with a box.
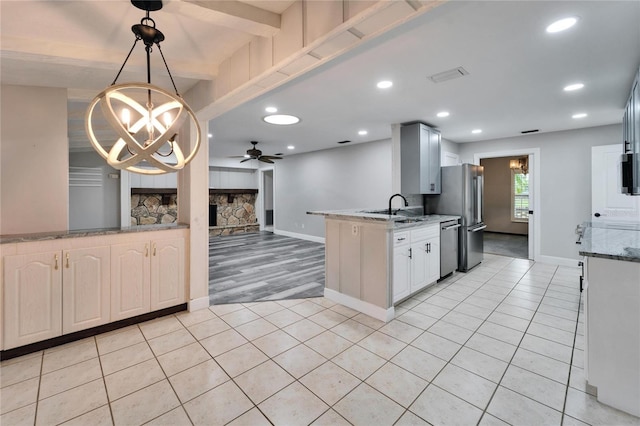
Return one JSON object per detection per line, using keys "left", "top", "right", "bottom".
{"left": 145, "top": 244, "right": 149, "bottom": 257}
{"left": 66, "top": 253, "right": 70, "bottom": 268}
{"left": 153, "top": 243, "right": 157, "bottom": 256}
{"left": 54, "top": 254, "right": 59, "bottom": 270}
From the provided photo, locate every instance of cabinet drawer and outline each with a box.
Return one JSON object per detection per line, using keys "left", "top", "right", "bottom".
{"left": 393, "top": 232, "right": 410, "bottom": 246}
{"left": 411, "top": 224, "right": 439, "bottom": 241}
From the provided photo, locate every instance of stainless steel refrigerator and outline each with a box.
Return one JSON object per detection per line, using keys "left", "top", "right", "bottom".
{"left": 425, "top": 164, "right": 485, "bottom": 272}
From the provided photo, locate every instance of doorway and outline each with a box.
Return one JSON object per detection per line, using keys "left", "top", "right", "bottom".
{"left": 259, "top": 167, "right": 274, "bottom": 232}
{"left": 475, "top": 149, "right": 540, "bottom": 261}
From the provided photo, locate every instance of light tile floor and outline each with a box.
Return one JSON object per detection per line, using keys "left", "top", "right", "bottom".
{"left": 2, "top": 254, "right": 639, "bottom": 425}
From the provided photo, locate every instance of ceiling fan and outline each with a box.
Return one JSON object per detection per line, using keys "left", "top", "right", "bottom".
{"left": 233, "top": 141, "right": 283, "bottom": 163}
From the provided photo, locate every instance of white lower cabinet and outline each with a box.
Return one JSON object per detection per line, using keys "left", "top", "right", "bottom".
{"left": 151, "top": 238, "right": 185, "bottom": 311}
{"left": 3, "top": 251, "right": 63, "bottom": 349}
{"left": 63, "top": 247, "right": 111, "bottom": 334}
{"left": 2, "top": 230, "right": 187, "bottom": 350}
{"left": 111, "top": 237, "right": 185, "bottom": 321}
{"left": 111, "top": 242, "right": 151, "bottom": 321}
{"left": 393, "top": 224, "right": 440, "bottom": 304}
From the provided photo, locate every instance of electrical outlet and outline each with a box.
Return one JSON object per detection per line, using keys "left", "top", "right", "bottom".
{"left": 352, "top": 224, "right": 358, "bottom": 236}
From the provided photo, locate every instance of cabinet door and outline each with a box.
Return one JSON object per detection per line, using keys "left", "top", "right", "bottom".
{"left": 111, "top": 242, "right": 150, "bottom": 321}
{"left": 427, "top": 128, "right": 442, "bottom": 194}
{"left": 63, "top": 247, "right": 110, "bottom": 334}
{"left": 150, "top": 237, "right": 185, "bottom": 311}
{"left": 393, "top": 246, "right": 411, "bottom": 303}
{"left": 410, "top": 240, "right": 429, "bottom": 293}
{"left": 3, "top": 251, "right": 62, "bottom": 349}
{"left": 426, "top": 237, "right": 441, "bottom": 285}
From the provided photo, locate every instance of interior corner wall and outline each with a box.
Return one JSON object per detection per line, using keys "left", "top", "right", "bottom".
{"left": 480, "top": 157, "right": 528, "bottom": 235}
{"left": 275, "top": 139, "right": 392, "bottom": 238}
{"left": 1, "top": 85, "right": 69, "bottom": 234}
{"left": 457, "top": 124, "right": 621, "bottom": 261}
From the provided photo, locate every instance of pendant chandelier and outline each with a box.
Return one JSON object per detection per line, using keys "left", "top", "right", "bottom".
{"left": 85, "top": 0, "right": 201, "bottom": 175}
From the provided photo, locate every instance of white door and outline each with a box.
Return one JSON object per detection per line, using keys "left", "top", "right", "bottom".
{"left": 592, "top": 145, "right": 640, "bottom": 222}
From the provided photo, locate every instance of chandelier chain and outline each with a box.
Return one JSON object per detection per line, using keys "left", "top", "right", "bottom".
{"left": 111, "top": 38, "right": 141, "bottom": 86}
{"left": 156, "top": 44, "right": 180, "bottom": 97}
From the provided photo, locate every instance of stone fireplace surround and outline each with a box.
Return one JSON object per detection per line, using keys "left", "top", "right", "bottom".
{"left": 131, "top": 188, "right": 260, "bottom": 236}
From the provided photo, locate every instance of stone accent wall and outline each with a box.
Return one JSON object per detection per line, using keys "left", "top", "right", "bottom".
{"left": 209, "top": 192, "right": 259, "bottom": 236}
{"left": 131, "top": 193, "right": 177, "bottom": 226}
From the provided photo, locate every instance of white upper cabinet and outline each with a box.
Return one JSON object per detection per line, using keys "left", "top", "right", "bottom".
{"left": 401, "top": 123, "right": 441, "bottom": 194}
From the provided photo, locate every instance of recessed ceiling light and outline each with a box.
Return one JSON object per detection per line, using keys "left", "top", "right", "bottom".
{"left": 263, "top": 114, "right": 300, "bottom": 125}
{"left": 265, "top": 106, "right": 278, "bottom": 113}
{"left": 572, "top": 113, "right": 588, "bottom": 119}
{"left": 207, "top": 133, "right": 213, "bottom": 138}
{"left": 564, "top": 83, "right": 584, "bottom": 91}
{"left": 546, "top": 17, "right": 578, "bottom": 33}
{"left": 377, "top": 80, "right": 393, "bottom": 89}
{"left": 471, "top": 129, "right": 482, "bottom": 134}
{"left": 437, "top": 111, "right": 450, "bottom": 118}
{"left": 358, "top": 130, "right": 368, "bottom": 136}
{"left": 287, "top": 145, "right": 295, "bottom": 150}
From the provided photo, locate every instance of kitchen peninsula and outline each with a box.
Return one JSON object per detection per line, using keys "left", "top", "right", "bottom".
{"left": 578, "top": 221, "right": 640, "bottom": 417}
{"left": 308, "top": 209, "right": 459, "bottom": 322}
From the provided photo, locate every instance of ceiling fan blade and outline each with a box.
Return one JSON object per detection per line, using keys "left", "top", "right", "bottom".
{"left": 229, "top": 155, "right": 249, "bottom": 158}
{"left": 240, "top": 158, "right": 252, "bottom": 163}
{"left": 260, "top": 155, "right": 282, "bottom": 160}
{"left": 259, "top": 158, "right": 274, "bottom": 164}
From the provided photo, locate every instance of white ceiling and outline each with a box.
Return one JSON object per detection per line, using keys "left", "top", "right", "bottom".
{"left": 1, "top": 1, "right": 639, "bottom": 164}
{"left": 210, "top": 0, "right": 640, "bottom": 160}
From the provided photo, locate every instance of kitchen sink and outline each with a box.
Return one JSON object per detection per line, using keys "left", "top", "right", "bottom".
{"left": 396, "top": 218, "right": 424, "bottom": 223}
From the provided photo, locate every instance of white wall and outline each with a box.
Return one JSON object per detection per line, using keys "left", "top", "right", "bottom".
{"left": 458, "top": 124, "right": 621, "bottom": 262}
{"left": 275, "top": 139, "right": 393, "bottom": 238}
{"left": 1, "top": 85, "right": 68, "bottom": 234}
{"left": 210, "top": 167, "right": 257, "bottom": 189}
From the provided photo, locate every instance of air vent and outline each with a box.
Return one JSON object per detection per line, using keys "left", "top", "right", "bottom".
{"left": 337, "top": 140, "right": 351, "bottom": 144}
{"left": 428, "top": 67, "right": 469, "bottom": 83}
{"left": 521, "top": 129, "right": 539, "bottom": 134}
{"left": 274, "top": 153, "right": 283, "bottom": 156}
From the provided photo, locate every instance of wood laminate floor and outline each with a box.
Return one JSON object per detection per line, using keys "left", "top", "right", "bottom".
{"left": 209, "top": 232, "right": 325, "bottom": 304}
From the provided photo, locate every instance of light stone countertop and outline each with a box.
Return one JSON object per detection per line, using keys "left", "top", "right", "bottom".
{"left": 577, "top": 221, "right": 640, "bottom": 263}
{"left": 0, "top": 223, "right": 189, "bottom": 244}
{"left": 307, "top": 209, "right": 460, "bottom": 229}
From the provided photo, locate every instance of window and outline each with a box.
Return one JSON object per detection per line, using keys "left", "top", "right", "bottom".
{"left": 512, "top": 170, "right": 529, "bottom": 222}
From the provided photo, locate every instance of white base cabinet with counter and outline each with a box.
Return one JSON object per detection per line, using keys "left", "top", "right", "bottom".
{"left": 393, "top": 224, "right": 440, "bottom": 303}
{"left": 2, "top": 228, "right": 187, "bottom": 352}
{"left": 583, "top": 256, "right": 640, "bottom": 417}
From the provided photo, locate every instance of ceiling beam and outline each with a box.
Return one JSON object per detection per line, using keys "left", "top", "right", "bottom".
{"left": 165, "top": 0, "right": 281, "bottom": 37}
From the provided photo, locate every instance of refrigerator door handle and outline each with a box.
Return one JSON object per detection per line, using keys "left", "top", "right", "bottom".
{"left": 468, "top": 224, "right": 487, "bottom": 232}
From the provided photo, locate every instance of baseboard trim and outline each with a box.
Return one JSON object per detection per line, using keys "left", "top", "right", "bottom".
{"left": 274, "top": 229, "right": 325, "bottom": 244}
{"left": 189, "top": 296, "right": 211, "bottom": 312}
{"left": 324, "top": 288, "right": 394, "bottom": 322}
{"left": 537, "top": 255, "right": 582, "bottom": 267}
{"left": 0, "top": 304, "right": 187, "bottom": 361}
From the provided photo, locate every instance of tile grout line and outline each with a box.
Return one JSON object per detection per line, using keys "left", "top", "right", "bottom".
{"left": 392, "top": 258, "right": 537, "bottom": 424}
{"left": 559, "top": 290, "right": 584, "bottom": 426}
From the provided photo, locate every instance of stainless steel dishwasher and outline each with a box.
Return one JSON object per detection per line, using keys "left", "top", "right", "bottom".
{"left": 440, "top": 220, "right": 460, "bottom": 278}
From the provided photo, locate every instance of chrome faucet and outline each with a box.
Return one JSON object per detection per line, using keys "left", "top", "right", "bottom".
{"left": 388, "top": 193, "right": 408, "bottom": 215}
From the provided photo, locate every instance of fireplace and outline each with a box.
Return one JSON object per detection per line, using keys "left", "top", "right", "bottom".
{"left": 209, "top": 189, "right": 259, "bottom": 236}
{"left": 209, "top": 204, "right": 217, "bottom": 226}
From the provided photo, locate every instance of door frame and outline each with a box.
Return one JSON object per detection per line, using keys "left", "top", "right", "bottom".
{"left": 474, "top": 148, "right": 540, "bottom": 261}
{"left": 257, "top": 166, "right": 275, "bottom": 231}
